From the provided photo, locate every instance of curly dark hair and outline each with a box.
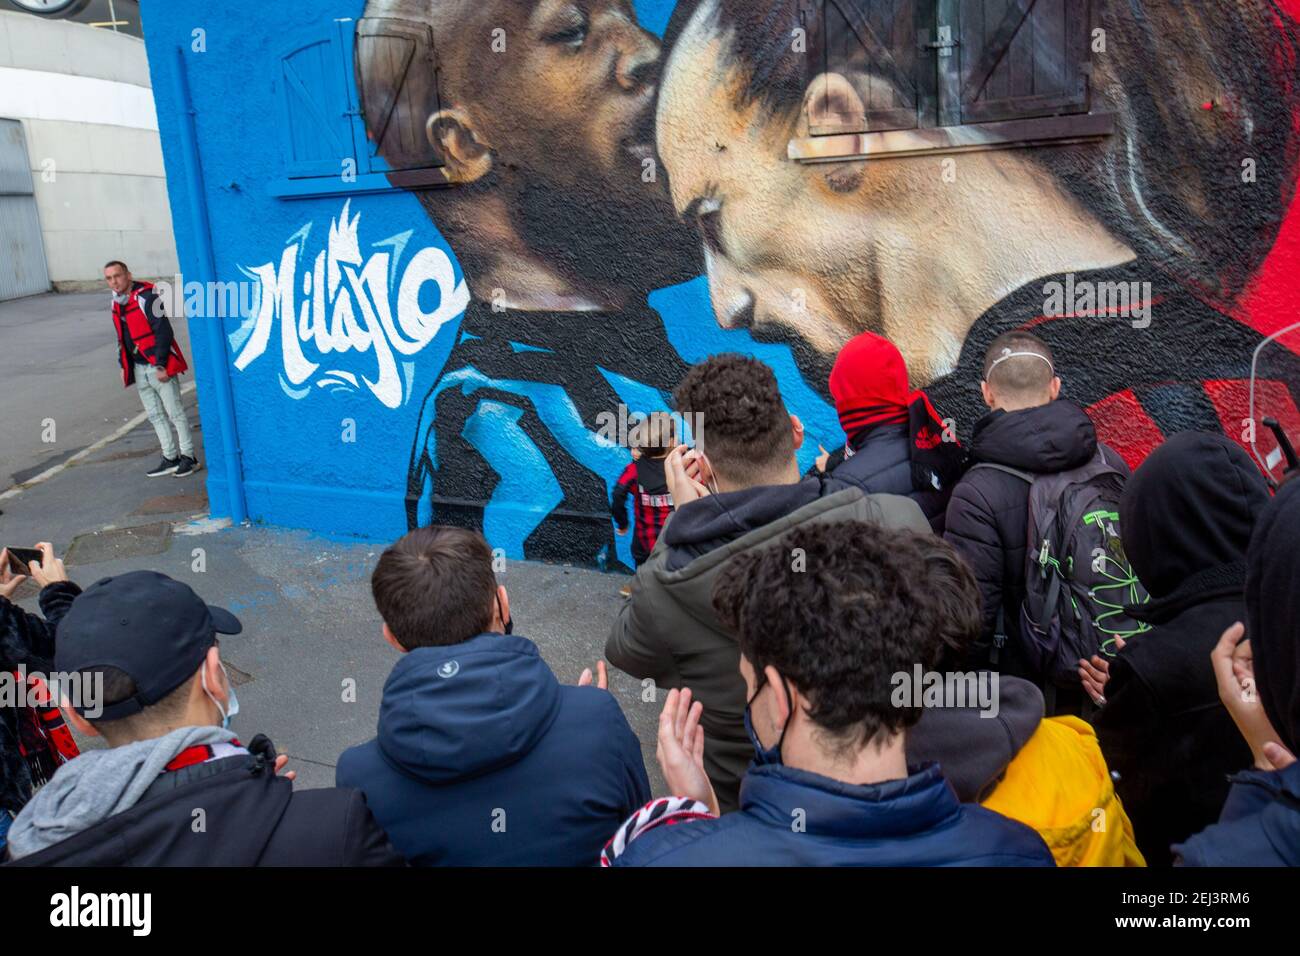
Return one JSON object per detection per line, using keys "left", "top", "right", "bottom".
{"left": 672, "top": 354, "right": 794, "bottom": 485}
{"left": 711, "top": 520, "right": 942, "bottom": 752}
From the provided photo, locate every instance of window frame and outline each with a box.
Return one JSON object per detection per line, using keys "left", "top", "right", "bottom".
{"left": 793, "top": 0, "right": 1112, "bottom": 163}
{"left": 270, "top": 17, "right": 451, "bottom": 201}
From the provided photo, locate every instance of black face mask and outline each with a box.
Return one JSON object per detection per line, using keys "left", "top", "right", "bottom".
{"left": 744, "top": 671, "right": 791, "bottom": 767}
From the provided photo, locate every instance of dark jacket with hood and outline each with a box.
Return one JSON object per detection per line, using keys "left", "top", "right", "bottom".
{"left": 4, "top": 730, "right": 402, "bottom": 866}
{"left": 611, "top": 762, "right": 1055, "bottom": 867}
{"left": 1094, "top": 432, "right": 1264, "bottom": 866}
{"left": 1176, "top": 478, "right": 1300, "bottom": 867}
{"left": 606, "top": 482, "right": 931, "bottom": 814}
{"left": 1, "top": 582, "right": 80, "bottom": 818}
{"left": 943, "top": 401, "right": 1112, "bottom": 680}
{"left": 820, "top": 423, "right": 952, "bottom": 532}
{"left": 337, "top": 632, "right": 650, "bottom": 866}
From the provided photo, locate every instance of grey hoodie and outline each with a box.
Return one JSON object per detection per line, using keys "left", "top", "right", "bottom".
{"left": 908, "top": 676, "right": 1045, "bottom": 802}
{"left": 5, "top": 725, "right": 237, "bottom": 860}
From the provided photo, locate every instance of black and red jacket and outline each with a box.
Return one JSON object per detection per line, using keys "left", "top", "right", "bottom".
{"left": 111, "top": 280, "right": 188, "bottom": 388}
{"left": 611, "top": 456, "right": 675, "bottom": 565}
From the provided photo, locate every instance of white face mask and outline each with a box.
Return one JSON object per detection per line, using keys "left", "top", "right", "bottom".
{"left": 201, "top": 663, "right": 240, "bottom": 730}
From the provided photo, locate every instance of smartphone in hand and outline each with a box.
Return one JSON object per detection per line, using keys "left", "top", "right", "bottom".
{"left": 4, "top": 547, "right": 42, "bottom": 575}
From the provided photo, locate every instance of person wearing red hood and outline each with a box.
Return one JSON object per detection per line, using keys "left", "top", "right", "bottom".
{"left": 816, "top": 332, "right": 964, "bottom": 532}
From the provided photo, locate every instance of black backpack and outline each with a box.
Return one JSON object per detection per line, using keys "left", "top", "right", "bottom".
{"left": 974, "top": 447, "right": 1150, "bottom": 688}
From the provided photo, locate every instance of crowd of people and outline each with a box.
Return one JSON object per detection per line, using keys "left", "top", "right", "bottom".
{"left": 1, "top": 330, "right": 1296, "bottom": 867}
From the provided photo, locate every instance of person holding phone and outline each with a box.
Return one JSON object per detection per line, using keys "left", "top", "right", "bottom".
{"left": 606, "top": 355, "right": 931, "bottom": 813}
{"left": 0, "top": 543, "right": 79, "bottom": 853}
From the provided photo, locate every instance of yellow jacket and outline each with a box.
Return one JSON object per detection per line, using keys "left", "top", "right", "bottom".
{"left": 982, "top": 716, "right": 1146, "bottom": 867}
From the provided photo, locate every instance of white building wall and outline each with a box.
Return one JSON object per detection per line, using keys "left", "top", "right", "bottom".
{"left": 0, "top": 11, "right": 177, "bottom": 289}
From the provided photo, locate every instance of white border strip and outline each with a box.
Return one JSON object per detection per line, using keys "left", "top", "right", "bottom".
{"left": 0, "top": 67, "right": 158, "bottom": 131}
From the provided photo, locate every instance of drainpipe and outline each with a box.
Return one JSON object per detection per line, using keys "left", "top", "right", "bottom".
{"left": 172, "top": 45, "right": 248, "bottom": 524}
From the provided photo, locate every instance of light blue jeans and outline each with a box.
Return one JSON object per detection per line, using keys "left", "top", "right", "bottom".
{"left": 136, "top": 362, "right": 194, "bottom": 460}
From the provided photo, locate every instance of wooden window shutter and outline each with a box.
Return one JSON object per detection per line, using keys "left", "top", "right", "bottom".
{"left": 354, "top": 17, "right": 445, "bottom": 174}
{"left": 812, "top": 0, "right": 923, "bottom": 135}
{"left": 277, "top": 29, "right": 357, "bottom": 179}
{"left": 957, "top": 0, "right": 1092, "bottom": 125}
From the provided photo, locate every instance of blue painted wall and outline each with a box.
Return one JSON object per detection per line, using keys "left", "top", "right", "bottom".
{"left": 138, "top": 0, "right": 839, "bottom": 564}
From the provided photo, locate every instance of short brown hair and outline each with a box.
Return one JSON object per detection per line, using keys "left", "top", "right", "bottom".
{"left": 630, "top": 411, "right": 678, "bottom": 458}
{"left": 983, "top": 331, "right": 1056, "bottom": 396}
{"left": 371, "top": 526, "right": 497, "bottom": 649}
{"left": 103, "top": 260, "right": 129, "bottom": 273}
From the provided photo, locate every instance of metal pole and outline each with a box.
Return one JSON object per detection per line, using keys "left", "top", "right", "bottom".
{"left": 108, "top": 0, "right": 119, "bottom": 32}
{"left": 172, "top": 45, "right": 248, "bottom": 524}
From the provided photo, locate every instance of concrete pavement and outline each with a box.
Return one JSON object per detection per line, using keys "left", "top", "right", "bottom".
{"left": 1, "top": 296, "right": 665, "bottom": 794}
{"left": 0, "top": 290, "right": 194, "bottom": 489}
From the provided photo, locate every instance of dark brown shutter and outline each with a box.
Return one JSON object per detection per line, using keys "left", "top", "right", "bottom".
{"left": 957, "top": 0, "right": 1092, "bottom": 124}
{"left": 355, "top": 18, "right": 444, "bottom": 172}
{"left": 812, "top": 0, "right": 922, "bottom": 135}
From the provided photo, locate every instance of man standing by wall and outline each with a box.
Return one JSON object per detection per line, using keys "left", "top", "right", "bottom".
{"left": 104, "top": 260, "right": 200, "bottom": 478}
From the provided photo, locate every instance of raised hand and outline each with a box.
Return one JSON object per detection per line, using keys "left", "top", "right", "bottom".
{"left": 656, "top": 688, "right": 719, "bottom": 816}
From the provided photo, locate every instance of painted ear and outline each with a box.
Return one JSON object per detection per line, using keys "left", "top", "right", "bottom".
{"left": 426, "top": 108, "right": 494, "bottom": 185}
{"left": 804, "top": 72, "right": 866, "bottom": 131}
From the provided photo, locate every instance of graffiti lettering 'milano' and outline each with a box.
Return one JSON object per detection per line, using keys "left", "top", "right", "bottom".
{"left": 233, "top": 201, "right": 469, "bottom": 408}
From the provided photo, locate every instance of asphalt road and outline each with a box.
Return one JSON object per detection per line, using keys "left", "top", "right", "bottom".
{"left": 0, "top": 298, "right": 664, "bottom": 794}
{"left": 0, "top": 290, "right": 194, "bottom": 490}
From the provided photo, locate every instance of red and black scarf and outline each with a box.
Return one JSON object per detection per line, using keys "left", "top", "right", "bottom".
{"left": 830, "top": 332, "right": 965, "bottom": 492}
{"left": 13, "top": 671, "right": 79, "bottom": 787}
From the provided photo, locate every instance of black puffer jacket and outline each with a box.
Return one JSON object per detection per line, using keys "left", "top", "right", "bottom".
{"left": 820, "top": 423, "right": 952, "bottom": 532}
{"left": 1094, "top": 432, "right": 1266, "bottom": 866}
{"left": 1, "top": 583, "right": 81, "bottom": 818}
{"left": 942, "top": 401, "right": 1102, "bottom": 679}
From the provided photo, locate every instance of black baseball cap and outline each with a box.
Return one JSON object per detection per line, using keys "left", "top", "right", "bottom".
{"left": 56, "top": 570, "right": 242, "bottom": 721}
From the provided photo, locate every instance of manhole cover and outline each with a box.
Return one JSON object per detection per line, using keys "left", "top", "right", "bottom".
{"left": 133, "top": 493, "right": 208, "bottom": 516}
{"left": 66, "top": 522, "right": 174, "bottom": 566}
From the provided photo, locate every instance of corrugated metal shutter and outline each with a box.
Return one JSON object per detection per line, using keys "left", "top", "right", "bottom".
{"left": 0, "top": 118, "right": 51, "bottom": 301}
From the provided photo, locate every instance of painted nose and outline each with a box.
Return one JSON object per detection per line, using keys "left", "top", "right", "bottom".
{"left": 705, "top": 249, "right": 757, "bottom": 331}
{"left": 616, "top": 31, "right": 660, "bottom": 92}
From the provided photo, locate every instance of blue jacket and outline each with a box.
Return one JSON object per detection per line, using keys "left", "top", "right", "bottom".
{"left": 337, "top": 633, "right": 650, "bottom": 866}
{"left": 1174, "top": 762, "right": 1300, "bottom": 867}
{"left": 612, "top": 763, "right": 1055, "bottom": 867}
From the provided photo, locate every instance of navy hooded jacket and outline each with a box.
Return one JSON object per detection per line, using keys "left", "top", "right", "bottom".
{"left": 337, "top": 633, "right": 650, "bottom": 866}
{"left": 611, "top": 763, "right": 1055, "bottom": 867}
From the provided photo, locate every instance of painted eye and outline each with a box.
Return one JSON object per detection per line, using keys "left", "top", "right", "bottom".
{"left": 695, "top": 198, "right": 725, "bottom": 254}
{"left": 547, "top": 14, "right": 589, "bottom": 48}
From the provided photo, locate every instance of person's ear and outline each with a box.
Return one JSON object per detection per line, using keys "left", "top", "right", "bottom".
{"left": 426, "top": 108, "right": 494, "bottom": 185}
{"left": 495, "top": 585, "right": 510, "bottom": 631}
{"left": 790, "top": 414, "right": 805, "bottom": 452}
{"left": 1049, "top": 377, "right": 1061, "bottom": 401}
{"left": 203, "top": 645, "right": 228, "bottom": 709}
{"left": 804, "top": 72, "right": 866, "bottom": 132}
{"left": 381, "top": 622, "right": 407, "bottom": 654}
{"left": 764, "top": 665, "right": 791, "bottom": 724}
{"left": 61, "top": 694, "right": 98, "bottom": 738}
{"left": 981, "top": 380, "right": 996, "bottom": 410}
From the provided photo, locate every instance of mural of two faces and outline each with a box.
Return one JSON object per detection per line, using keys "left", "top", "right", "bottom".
{"left": 168, "top": 0, "right": 1300, "bottom": 566}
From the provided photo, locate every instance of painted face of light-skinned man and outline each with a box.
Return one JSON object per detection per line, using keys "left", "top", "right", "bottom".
{"left": 656, "top": 0, "right": 1133, "bottom": 384}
